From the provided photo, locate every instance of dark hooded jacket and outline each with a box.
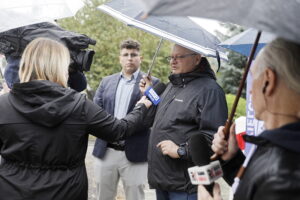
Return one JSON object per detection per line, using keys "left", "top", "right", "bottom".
{"left": 224, "top": 122, "right": 300, "bottom": 200}
{"left": 0, "top": 80, "right": 147, "bottom": 200}
{"left": 147, "top": 60, "right": 228, "bottom": 193}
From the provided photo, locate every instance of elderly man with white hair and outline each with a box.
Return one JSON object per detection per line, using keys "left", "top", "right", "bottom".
{"left": 198, "top": 38, "right": 300, "bottom": 200}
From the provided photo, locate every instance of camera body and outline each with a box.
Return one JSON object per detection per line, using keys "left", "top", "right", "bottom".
{"left": 0, "top": 22, "right": 96, "bottom": 72}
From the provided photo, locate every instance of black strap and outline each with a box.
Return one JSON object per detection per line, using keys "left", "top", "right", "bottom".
{"left": 216, "top": 50, "right": 221, "bottom": 72}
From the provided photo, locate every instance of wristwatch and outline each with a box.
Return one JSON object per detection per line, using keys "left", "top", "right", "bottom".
{"left": 177, "top": 143, "right": 187, "bottom": 159}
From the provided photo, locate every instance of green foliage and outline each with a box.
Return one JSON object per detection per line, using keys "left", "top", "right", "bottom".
{"left": 57, "top": 0, "right": 171, "bottom": 94}
{"left": 218, "top": 52, "right": 247, "bottom": 97}
{"left": 216, "top": 23, "right": 248, "bottom": 97}
{"left": 226, "top": 94, "right": 246, "bottom": 119}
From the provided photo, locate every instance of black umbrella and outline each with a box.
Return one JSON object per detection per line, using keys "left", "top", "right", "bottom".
{"left": 98, "top": 0, "right": 227, "bottom": 74}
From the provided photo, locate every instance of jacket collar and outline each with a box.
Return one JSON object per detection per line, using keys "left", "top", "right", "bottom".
{"left": 168, "top": 67, "right": 216, "bottom": 87}
{"left": 244, "top": 121, "right": 300, "bottom": 153}
{"left": 120, "top": 69, "right": 140, "bottom": 82}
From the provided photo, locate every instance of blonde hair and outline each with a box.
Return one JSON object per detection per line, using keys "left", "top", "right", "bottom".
{"left": 19, "top": 37, "right": 70, "bottom": 87}
{"left": 257, "top": 38, "right": 300, "bottom": 93}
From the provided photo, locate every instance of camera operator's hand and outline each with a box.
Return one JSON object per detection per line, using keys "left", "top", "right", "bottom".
{"left": 136, "top": 96, "right": 152, "bottom": 109}
{"left": 139, "top": 75, "right": 152, "bottom": 94}
{"left": 198, "top": 183, "right": 222, "bottom": 200}
{"left": 211, "top": 124, "right": 239, "bottom": 161}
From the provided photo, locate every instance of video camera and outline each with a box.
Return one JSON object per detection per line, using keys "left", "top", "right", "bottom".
{"left": 0, "top": 22, "right": 96, "bottom": 72}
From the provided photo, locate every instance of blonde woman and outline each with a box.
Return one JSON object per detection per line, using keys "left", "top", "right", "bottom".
{"left": 0, "top": 38, "right": 151, "bottom": 200}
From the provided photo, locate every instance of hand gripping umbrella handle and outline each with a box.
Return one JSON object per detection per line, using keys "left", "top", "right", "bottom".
{"left": 211, "top": 31, "right": 262, "bottom": 161}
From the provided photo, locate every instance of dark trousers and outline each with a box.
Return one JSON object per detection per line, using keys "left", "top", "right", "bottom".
{"left": 156, "top": 189, "right": 197, "bottom": 200}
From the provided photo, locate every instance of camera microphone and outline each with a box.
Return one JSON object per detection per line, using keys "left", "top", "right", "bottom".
{"left": 188, "top": 134, "right": 223, "bottom": 196}
{"left": 145, "top": 82, "right": 166, "bottom": 105}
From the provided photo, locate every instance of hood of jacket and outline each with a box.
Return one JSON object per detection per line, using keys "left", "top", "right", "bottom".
{"left": 168, "top": 65, "right": 216, "bottom": 87}
{"left": 8, "top": 80, "right": 83, "bottom": 127}
{"left": 245, "top": 122, "right": 300, "bottom": 153}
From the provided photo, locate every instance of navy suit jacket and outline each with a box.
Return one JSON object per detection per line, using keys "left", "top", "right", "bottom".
{"left": 92, "top": 71, "right": 159, "bottom": 162}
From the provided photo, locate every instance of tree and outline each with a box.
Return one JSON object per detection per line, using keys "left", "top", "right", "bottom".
{"left": 226, "top": 94, "right": 246, "bottom": 119}
{"left": 58, "top": 0, "right": 172, "bottom": 97}
{"left": 216, "top": 23, "right": 248, "bottom": 97}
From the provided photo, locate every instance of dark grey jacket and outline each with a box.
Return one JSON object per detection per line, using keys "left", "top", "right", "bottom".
{"left": 0, "top": 80, "right": 147, "bottom": 200}
{"left": 148, "top": 67, "right": 228, "bottom": 193}
{"left": 224, "top": 122, "right": 300, "bottom": 200}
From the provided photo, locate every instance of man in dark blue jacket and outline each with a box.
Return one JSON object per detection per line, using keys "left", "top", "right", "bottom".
{"left": 140, "top": 44, "right": 228, "bottom": 200}
{"left": 92, "top": 39, "right": 159, "bottom": 200}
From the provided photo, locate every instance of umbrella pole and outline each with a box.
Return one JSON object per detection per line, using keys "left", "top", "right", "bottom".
{"left": 0, "top": 65, "right": 4, "bottom": 80}
{"left": 224, "top": 31, "right": 262, "bottom": 139}
{"left": 147, "top": 38, "right": 163, "bottom": 77}
{"left": 211, "top": 31, "right": 262, "bottom": 160}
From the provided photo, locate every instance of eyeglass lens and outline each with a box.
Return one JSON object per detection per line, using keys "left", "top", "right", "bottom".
{"left": 121, "top": 53, "right": 139, "bottom": 57}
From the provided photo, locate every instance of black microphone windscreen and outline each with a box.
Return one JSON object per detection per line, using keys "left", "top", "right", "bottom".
{"left": 153, "top": 82, "right": 166, "bottom": 95}
{"left": 189, "top": 134, "right": 211, "bottom": 166}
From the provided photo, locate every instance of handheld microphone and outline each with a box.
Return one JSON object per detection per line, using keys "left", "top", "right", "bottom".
{"left": 144, "top": 82, "right": 166, "bottom": 105}
{"left": 188, "top": 134, "right": 223, "bottom": 196}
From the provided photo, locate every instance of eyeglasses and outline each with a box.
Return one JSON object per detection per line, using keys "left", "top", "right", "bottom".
{"left": 121, "top": 53, "right": 139, "bottom": 58}
{"left": 166, "top": 53, "right": 197, "bottom": 62}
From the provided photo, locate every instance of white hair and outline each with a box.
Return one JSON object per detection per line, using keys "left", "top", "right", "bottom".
{"left": 255, "top": 38, "right": 300, "bottom": 93}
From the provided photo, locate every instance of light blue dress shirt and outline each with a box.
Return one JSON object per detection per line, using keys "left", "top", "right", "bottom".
{"left": 114, "top": 69, "right": 140, "bottom": 119}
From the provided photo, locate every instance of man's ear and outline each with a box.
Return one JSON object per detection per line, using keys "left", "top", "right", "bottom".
{"left": 263, "top": 67, "right": 276, "bottom": 95}
{"left": 195, "top": 54, "right": 202, "bottom": 65}
{"left": 297, "top": 110, "right": 300, "bottom": 119}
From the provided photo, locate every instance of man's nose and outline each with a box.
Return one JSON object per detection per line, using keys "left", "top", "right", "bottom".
{"left": 170, "top": 58, "right": 177, "bottom": 64}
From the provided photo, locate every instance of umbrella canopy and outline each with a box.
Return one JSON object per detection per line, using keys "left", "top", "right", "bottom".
{"left": 219, "top": 28, "right": 276, "bottom": 57}
{"left": 98, "top": 0, "right": 227, "bottom": 60}
{"left": 0, "top": 0, "right": 84, "bottom": 32}
{"left": 138, "top": 0, "right": 300, "bottom": 44}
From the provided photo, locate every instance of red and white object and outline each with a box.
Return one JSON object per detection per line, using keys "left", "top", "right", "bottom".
{"left": 188, "top": 160, "right": 223, "bottom": 185}
{"left": 235, "top": 116, "right": 246, "bottom": 151}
